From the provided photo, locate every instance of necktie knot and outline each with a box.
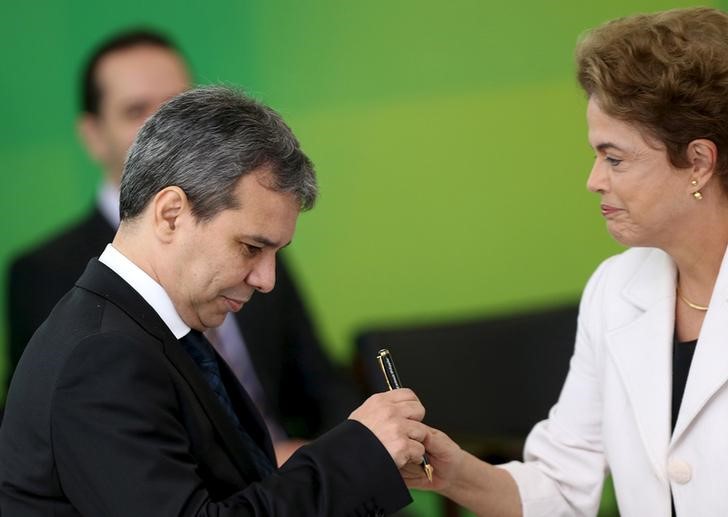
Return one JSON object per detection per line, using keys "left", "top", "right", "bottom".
{"left": 180, "top": 330, "right": 216, "bottom": 361}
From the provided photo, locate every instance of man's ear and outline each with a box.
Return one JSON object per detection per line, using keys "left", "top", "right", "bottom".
{"left": 686, "top": 138, "right": 718, "bottom": 192}
{"left": 152, "top": 187, "right": 189, "bottom": 243}
{"left": 77, "top": 114, "right": 107, "bottom": 163}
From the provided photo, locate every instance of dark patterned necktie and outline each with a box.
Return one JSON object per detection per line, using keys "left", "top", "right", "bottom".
{"left": 179, "top": 329, "right": 274, "bottom": 478}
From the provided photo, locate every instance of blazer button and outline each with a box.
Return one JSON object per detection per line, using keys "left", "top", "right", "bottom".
{"left": 667, "top": 459, "right": 692, "bottom": 484}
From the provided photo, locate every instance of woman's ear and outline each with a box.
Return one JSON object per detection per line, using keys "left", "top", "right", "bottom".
{"left": 686, "top": 138, "right": 718, "bottom": 192}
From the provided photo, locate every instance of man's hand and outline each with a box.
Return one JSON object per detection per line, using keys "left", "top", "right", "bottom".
{"left": 349, "top": 388, "right": 427, "bottom": 468}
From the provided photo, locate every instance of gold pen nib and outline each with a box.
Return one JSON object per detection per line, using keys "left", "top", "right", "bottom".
{"left": 424, "top": 463, "right": 434, "bottom": 483}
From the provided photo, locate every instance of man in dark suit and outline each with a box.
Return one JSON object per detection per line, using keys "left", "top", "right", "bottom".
{"left": 6, "top": 29, "right": 359, "bottom": 463}
{"left": 0, "top": 86, "right": 429, "bottom": 515}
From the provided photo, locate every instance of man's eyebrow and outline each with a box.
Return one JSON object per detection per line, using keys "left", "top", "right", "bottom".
{"left": 246, "top": 235, "right": 292, "bottom": 249}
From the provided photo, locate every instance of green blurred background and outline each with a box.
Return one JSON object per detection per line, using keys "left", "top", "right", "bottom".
{"left": 1, "top": 1, "right": 721, "bottom": 515}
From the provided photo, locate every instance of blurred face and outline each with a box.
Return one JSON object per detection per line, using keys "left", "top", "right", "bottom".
{"left": 81, "top": 45, "right": 190, "bottom": 184}
{"left": 586, "top": 97, "right": 693, "bottom": 248}
{"left": 167, "top": 169, "right": 300, "bottom": 330}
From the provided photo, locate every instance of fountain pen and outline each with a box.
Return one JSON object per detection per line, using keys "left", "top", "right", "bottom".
{"left": 376, "top": 348, "right": 434, "bottom": 482}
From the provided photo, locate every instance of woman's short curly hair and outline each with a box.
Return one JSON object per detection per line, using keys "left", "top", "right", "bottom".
{"left": 576, "top": 7, "right": 728, "bottom": 192}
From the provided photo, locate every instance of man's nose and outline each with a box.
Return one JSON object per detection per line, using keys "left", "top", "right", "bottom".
{"left": 247, "top": 253, "right": 276, "bottom": 294}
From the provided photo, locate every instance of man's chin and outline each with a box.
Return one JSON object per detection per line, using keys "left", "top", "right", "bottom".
{"left": 200, "top": 312, "right": 227, "bottom": 330}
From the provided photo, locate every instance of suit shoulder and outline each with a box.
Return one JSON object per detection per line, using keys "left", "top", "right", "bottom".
{"left": 10, "top": 209, "right": 113, "bottom": 275}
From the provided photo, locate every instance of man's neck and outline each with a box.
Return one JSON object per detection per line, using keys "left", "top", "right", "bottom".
{"left": 99, "top": 243, "right": 190, "bottom": 339}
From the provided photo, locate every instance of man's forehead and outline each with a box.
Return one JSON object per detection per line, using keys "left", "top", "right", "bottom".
{"left": 95, "top": 46, "right": 189, "bottom": 106}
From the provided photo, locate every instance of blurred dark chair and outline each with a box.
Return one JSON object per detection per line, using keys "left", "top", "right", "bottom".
{"left": 355, "top": 302, "right": 579, "bottom": 516}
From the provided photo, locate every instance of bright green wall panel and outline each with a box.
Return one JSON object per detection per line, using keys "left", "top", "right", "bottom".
{"left": 286, "top": 80, "right": 618, "bottom": 359}
{"left": 240, "top": 0, "right": 711, "bottom": 359}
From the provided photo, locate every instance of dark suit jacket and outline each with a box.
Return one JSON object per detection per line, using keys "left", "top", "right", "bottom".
{"left": 0, "top": 260, "right": 410, "bottom": 516}
{"left": 7, "top": 207, "right": 360, "bottom": 437}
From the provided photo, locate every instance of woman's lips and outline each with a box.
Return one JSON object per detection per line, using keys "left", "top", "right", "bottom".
{"left": 600, "top": 204, "right": 622, "bottom": 217}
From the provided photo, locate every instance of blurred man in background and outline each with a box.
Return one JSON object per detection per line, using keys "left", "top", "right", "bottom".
{"left": 5, "top": 28, "right": 359, "bottom": 464}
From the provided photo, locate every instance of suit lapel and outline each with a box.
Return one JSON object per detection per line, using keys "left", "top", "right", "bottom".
{"left": 605, "top": 249, "right": 675, "bottom": 481}
{"left": 671, "top": 246, "right": 728, "bottom": 445}
{"left": 76, "top": 259, "right": 272, "bottom": 483}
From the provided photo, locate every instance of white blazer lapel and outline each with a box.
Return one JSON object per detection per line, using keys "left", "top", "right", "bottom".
{"left": 606, "top": 249, "right": 676, "bottom": 480}
{"left": 672, "top": 245, "right": 728, "bottom": 445}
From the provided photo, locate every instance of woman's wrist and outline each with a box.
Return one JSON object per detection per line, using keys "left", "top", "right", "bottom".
{"left": 439, "top": 453, "right": 522, "bottom": 517}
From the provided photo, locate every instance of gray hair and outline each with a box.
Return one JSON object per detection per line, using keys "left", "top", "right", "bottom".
{"left": 120, "top": 86, "right": 317, "bottom": 222}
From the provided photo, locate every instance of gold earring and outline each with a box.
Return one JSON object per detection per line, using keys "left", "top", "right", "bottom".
{"left": 691, "top": 179, "right": 698, "bottom": 186}
{"left": 693, "top": 191, "right": 703, "bottom": 200}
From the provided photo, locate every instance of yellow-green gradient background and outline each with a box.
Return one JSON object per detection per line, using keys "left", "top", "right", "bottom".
{"left": 1, "top": 2, "right": 721, "bottom": 515}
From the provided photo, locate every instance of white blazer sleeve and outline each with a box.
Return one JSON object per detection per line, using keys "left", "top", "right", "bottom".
{"left": 499, "top": 256, "right": 615, "bottom": 517}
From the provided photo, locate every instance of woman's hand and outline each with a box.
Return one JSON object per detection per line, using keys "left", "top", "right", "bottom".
{"left": 400, "top": 425, "right": 465, "bottom": 492}
{"left": 401, "top": 426, "right": 523, "bottom": 516}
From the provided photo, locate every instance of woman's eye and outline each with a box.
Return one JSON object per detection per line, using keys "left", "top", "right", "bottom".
{"left": 605, "top": 156, "right": 623, "bottom": 167}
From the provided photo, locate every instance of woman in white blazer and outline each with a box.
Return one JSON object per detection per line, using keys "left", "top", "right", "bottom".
{"left": 402, "top": 7, "right": 728, "bottom": 517}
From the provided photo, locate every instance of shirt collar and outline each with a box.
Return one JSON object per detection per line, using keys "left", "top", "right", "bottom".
{"left": 98, "top": 243, "right": 190, "bottom": 339}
